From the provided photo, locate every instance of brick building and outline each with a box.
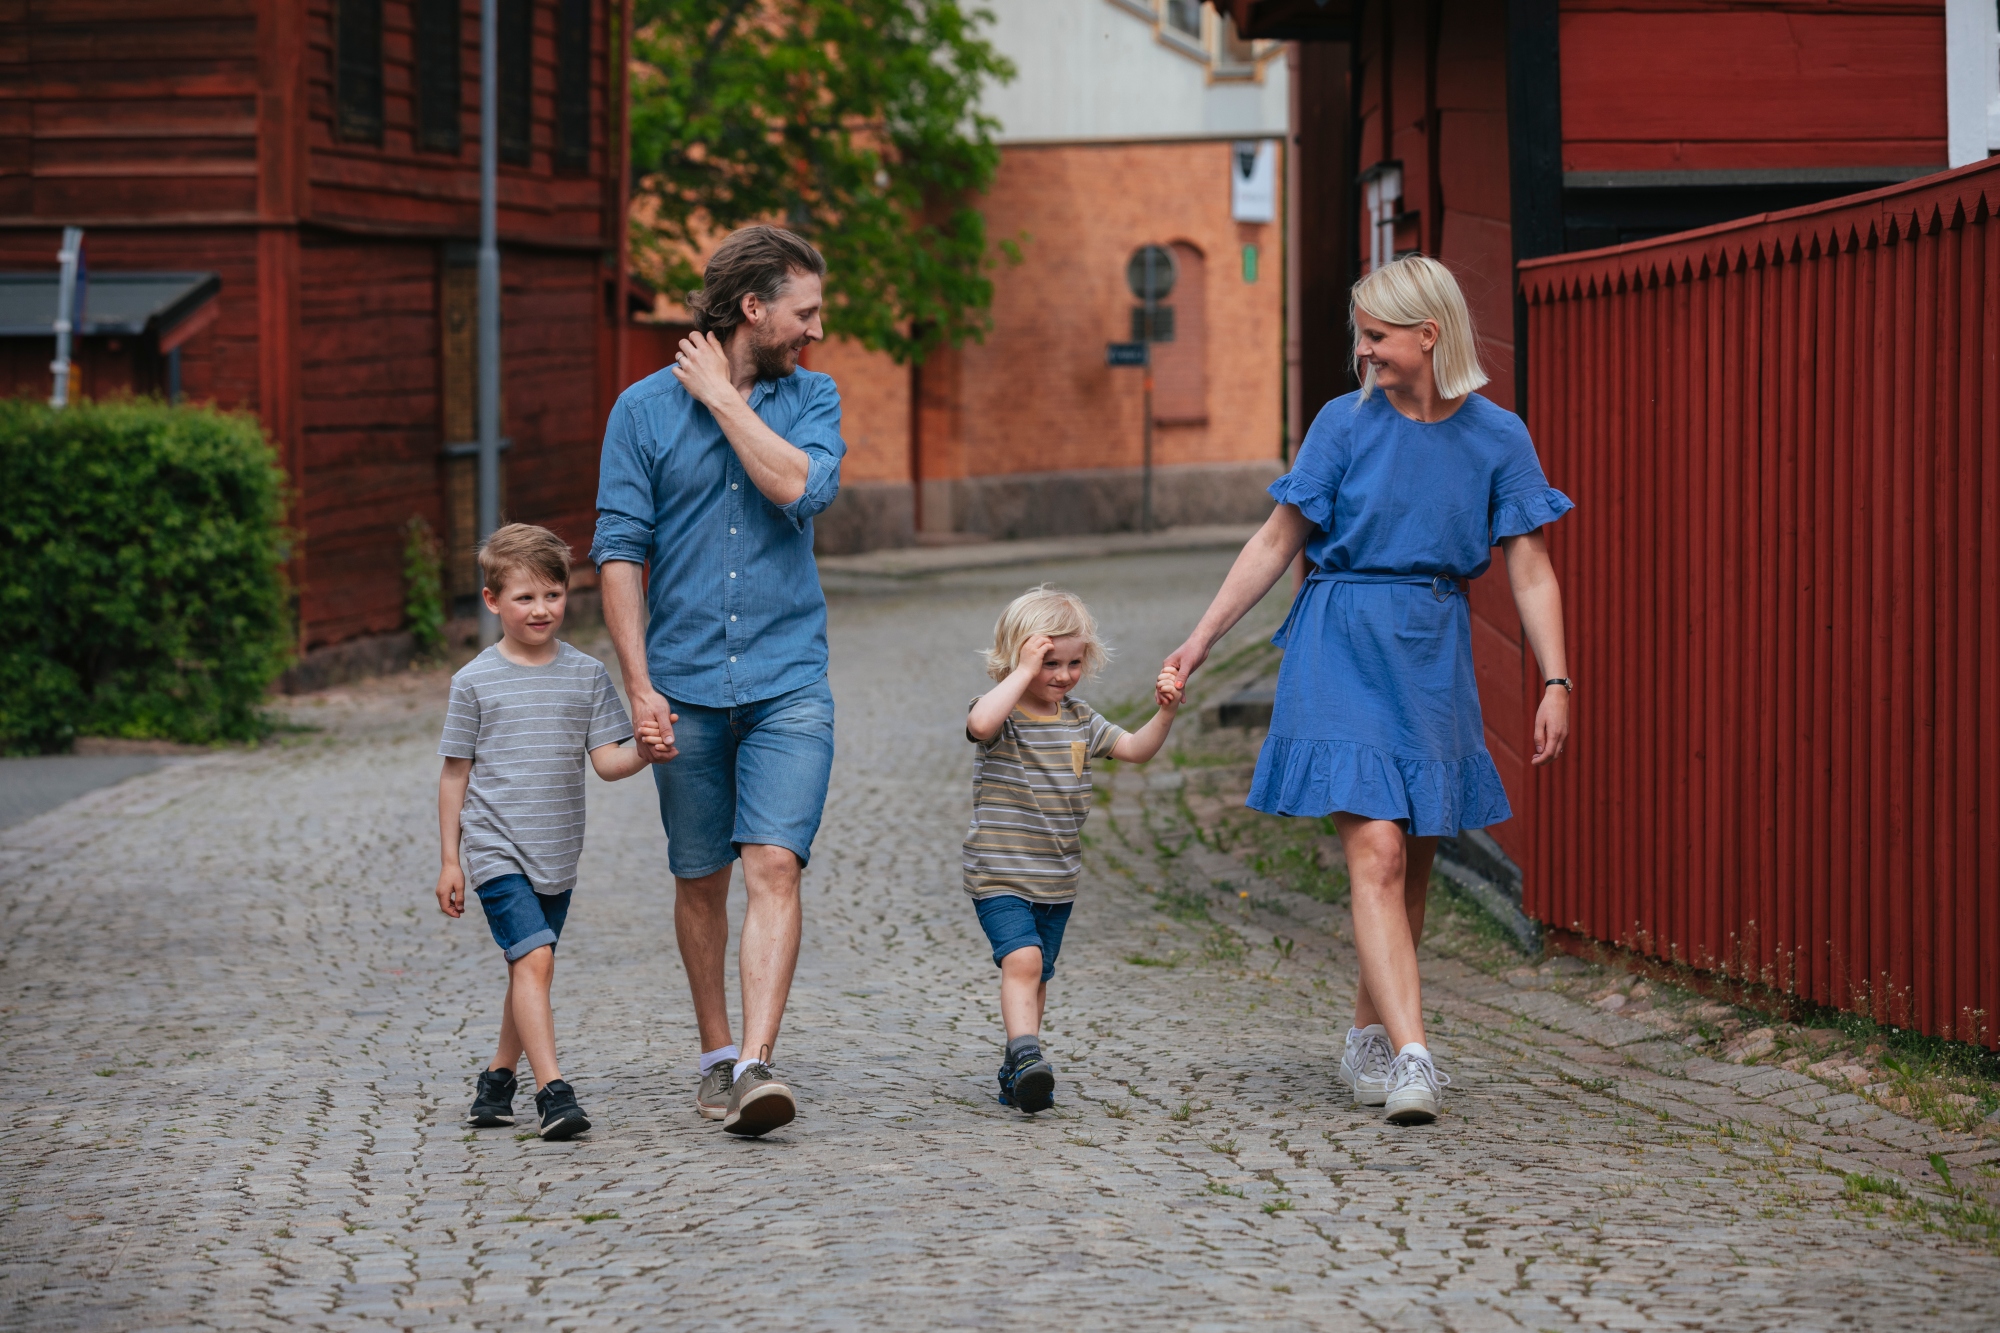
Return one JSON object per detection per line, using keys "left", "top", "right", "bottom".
{"left": 802, "top": 0, "right": 1293, "bottom": 553}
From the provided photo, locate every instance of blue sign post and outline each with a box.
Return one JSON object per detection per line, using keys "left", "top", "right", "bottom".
{"left": 1105, "top": 341, "right": 1149, "bottom": 367}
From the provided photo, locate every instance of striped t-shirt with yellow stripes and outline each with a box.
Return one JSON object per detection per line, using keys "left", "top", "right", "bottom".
{"left": 962, "top": 696, "right": 1126, "bottom": 903}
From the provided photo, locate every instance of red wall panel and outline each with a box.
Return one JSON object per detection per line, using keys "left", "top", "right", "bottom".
{"left": 1518, "top": 158, "right": 2000, "bottom": 1045}
{"left": 1559, "top": 1, "right": 1949, "bottom": 173}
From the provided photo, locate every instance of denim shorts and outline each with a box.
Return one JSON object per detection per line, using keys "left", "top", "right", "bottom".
{"left": 474, "top": 873, "right": 570, "bottom": 961}
{"left": 653, "top": 676, "right": 835, "bottom": 878}
{"left": 973, "top": 895, "right": 1074, "bottom": 983}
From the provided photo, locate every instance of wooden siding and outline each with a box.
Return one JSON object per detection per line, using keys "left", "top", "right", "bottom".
{"left": 303, "top": 0, "right": 611, "bottom": 246}
{"left": 1559, "top": 0, "right": 1949, "bottom": 174}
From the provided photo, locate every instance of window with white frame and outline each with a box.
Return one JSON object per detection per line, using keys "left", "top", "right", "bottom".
{"left": 1109, "top": 0, "right": 1275, "bottom": 77}
{"left": 1945, "top": 0, "right": 2000, "bottom": 165}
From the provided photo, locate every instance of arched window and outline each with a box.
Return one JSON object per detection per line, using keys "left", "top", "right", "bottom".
{"left": 1152, "top": 241, "right": 1206, "bottom": 425}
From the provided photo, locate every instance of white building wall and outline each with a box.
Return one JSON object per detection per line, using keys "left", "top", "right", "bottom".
{"left": 981, "top": 0, "right": 1288, "bottom": 143}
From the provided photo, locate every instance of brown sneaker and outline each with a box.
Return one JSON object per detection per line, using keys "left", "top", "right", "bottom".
{"left": 696, "top": 1063, "right": 734, "bottom": 1121}
{"left": 721, "top": 1060, "right": 796, "bottom": 1136}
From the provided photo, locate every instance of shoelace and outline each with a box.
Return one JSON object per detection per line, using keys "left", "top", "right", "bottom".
{"left": 739, "top": 1062, "right": 773, "bottom": 1082}
{"left": 1386, "top": 1052, "right": 1452, "bottom": 1095}
{"left": 1354, "top": 1035, "right": 1395, "bottom": 1080}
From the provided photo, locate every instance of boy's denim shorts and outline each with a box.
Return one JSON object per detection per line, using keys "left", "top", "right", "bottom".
{"left": 475, "top": 873, "right": 570, "bottom": 961}
{"left": 974, "top": 895, "right": 1074, "bottom": 983}
{"left": 653, "top": 677, "right": 835, "bottom": 879}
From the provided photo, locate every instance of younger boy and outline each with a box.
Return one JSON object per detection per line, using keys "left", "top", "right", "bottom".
{"left": 963, "top": 585, "right": 1184, "bottom": 1113}
{"left": 435, "top": 523, "right": 667, "bottom": 1140}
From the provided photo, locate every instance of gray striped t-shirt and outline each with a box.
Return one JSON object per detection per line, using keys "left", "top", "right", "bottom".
{"left": 438, "top": 642, "right": 632, "bottom": 896}
{"left": 962, "top": 695, "right": 1126, "bottom": 904}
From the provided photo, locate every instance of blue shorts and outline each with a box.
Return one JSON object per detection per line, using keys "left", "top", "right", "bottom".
{"left": 974, "top": 896, "right": 1074, "bottom": 983}
{"left": 475, "top": 873, "right": 570, "bottom": 962}
{"left": 653, "top": 677, "right": 835, "bottom": 879}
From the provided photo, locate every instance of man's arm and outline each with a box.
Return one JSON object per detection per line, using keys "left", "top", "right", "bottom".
{"left": 671, "top": 330, "right": 811, "bottom": 507}
{"left": 600, "top": 561, "right": 677, "bottom": 762}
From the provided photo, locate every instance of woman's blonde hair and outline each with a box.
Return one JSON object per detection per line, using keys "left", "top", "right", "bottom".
{"left": 1349, "top": 253, "right": 1489, "bottom": 402}
{"left": 983, "top": 584, "right": 1110, "bottom": 683}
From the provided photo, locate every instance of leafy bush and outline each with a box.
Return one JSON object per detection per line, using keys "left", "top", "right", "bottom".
{"left": 402, "top": 516, "right": 446, "bottom": 659}
{"left": 0, "top": 398, "right": 292, "bottom": 752}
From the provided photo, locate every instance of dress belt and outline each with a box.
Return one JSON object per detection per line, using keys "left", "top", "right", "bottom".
{"left": 1307, "top": 569, "right": 1464, "bottom": 601}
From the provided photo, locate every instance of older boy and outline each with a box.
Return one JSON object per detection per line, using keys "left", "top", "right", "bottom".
{"left": 435, "top": 524, "right": 665, "bottom": 1140}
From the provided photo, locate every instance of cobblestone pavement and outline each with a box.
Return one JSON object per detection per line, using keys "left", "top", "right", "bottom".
{"left": 4, "top": 550, "right": 1998, "bottom": 1331}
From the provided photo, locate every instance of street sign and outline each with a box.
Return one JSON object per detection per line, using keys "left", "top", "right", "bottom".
{"left": 1125, "top": 245, "right": 1176, "bottom": 302}
{"left": 1105, "top": 341, "right": 1149, "bottom": 367}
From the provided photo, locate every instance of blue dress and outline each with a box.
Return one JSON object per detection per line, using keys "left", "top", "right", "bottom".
{"left": 1248, "top": 390, "right": 1573, "bottom": 835}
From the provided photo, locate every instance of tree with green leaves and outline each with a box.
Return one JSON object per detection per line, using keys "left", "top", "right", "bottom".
{"left": 629, "top": 0, "right": 1016, "bottom": 365}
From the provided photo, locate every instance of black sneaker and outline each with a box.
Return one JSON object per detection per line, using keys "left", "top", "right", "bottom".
{"left": 468, "top": 1068, "right": 517, "bottom": 1127}
{"left": 998, "top": 1047, "right": 1055, "bottom": 1114}
{"left": 534, "top": 1079, "right": 591, "bottom": 1140}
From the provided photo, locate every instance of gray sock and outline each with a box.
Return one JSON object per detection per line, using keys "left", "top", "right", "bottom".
{"left": 1006, "top": 1034, "right": 1043, "bottom": 1063}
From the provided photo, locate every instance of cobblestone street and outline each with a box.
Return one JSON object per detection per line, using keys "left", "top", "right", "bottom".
{"left": 4, "top": 550, "right": 1997, "bottom": 1331}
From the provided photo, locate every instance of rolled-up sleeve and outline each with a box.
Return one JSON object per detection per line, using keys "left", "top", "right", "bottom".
{"left": 776, "top": 376, "right": 845, "bottom": 529}
{"left": 590, "top": 398, "right": 656, "bottom": 567}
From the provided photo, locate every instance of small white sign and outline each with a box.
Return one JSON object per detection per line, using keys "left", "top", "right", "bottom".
{"left": 1231, "top": 139, "right": 1277, "bottom": 223}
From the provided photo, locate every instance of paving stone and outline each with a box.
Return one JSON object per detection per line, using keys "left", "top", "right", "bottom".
{"left": 1, "top": 550, "right": 1994, "bottom": 1330}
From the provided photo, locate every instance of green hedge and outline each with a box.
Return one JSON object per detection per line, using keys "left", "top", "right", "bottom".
{"left": 0, "top": 399, "right": 293, "bottom": 753}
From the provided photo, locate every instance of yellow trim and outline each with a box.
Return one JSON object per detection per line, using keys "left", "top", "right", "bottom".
{"left": 1013, "top": 707, "right": 1063, "bottom": 723}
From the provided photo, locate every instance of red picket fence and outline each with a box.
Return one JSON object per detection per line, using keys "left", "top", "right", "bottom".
{"left": 1513, "top": 158, "right": 2000, "bottom": 1046}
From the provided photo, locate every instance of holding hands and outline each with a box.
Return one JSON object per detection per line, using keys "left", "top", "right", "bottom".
{"left": 1154, "top": 664, "right": 1184, "bottom": 709}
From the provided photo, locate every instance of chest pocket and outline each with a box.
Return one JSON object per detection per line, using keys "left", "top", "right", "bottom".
{"left": 1071, "top": 740, "right": 1087, "bottom": 777}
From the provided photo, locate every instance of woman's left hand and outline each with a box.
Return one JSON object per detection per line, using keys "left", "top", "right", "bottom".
{"left": 1531, "top": 685, "right": 1569, "bottom": 766}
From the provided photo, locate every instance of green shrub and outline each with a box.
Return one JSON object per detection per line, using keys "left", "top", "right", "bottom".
{"left": 402, "top": 516, "right": 446, "bottom": 659}
{"left": 0, "top": 398, "right": 292, "bottom": 752}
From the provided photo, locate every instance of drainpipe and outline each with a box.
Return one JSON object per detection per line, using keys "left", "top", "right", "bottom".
{"left": 50, "top": 227, "right": 83, "bottom": 408}
{"left": 477, "top": 0, "right": 502, "bottom": 645}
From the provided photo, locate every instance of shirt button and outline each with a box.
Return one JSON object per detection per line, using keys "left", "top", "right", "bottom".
{"left": 729, "top": 655, "right": 737, "bottom": 663}
{"left": 730, "top": 615, "right": 737, "bottom": 622}
{"left": 731, "top": 483, "right": 739, "bottom": 490}
{"left": 730, "top": 527, "right": 737, "bottom": 535}
{"left": 729, "top": 571, "right": 736, "bottom": 578}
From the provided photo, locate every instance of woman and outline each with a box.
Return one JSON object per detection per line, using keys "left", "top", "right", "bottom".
{"left": 1163, "top": 255, "right": 1573, "bottom": 1126}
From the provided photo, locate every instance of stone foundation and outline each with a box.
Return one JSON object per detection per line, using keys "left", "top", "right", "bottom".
{"left": 924, "top": 460, "right": 1282, "bottom": 542}
{"left": 812, "top": 481, "right": 916, "bottom": 556}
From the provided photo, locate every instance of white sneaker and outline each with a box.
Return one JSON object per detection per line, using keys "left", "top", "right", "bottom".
{"left": 1338, "top": 1028, "right": 1395, "bottom": 1106}
{"left": 1383, "top": 1050, "right": 1451, "bottom": 1125}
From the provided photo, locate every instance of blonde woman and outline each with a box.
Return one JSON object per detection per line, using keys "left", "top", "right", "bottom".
{"left": 1162, "top": 255, "right": 1573, "bottom": 1126}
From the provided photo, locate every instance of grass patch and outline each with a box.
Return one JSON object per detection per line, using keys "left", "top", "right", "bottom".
{"left": 1205, "top": 1181, "right": 1244, "bottom": 1198}
{"left": 1557, "top": 1070, "right": 1617, "bottom": 1095}
{"left": 1153, "top": 888, "right": 1212, "bottom": 924}
{"left": 1170, "top": 1100, "right": 1195, "bottom": 1122}
{"left": 1202, "top": 927, "right": 1247, "bottom": 963}
{"left": 576, "top": 1211, "right": 619, "bottom": 1224}
{"left": 1261, "top": 1198, "right": 1295, "bottom": 1216}
{"left": 1124, "top": 952, "right": 1183, "bottom": 968}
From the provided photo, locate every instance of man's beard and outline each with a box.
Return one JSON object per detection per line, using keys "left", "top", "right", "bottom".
{"left": 750, "top": 330, "right": 802, "bottom": 380}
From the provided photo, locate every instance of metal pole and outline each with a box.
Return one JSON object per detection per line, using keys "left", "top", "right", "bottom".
{"left": 50, "top": 227, "right": 83, "bottom": 409}
{"left": 477, "top": 0, "right": 502, "bottom": 644}
{"left": 1140, "top": 247, "right": 1155, "bottom": 533}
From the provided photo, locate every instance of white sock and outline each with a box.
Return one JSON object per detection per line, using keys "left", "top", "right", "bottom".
{"left": 1398, "top": 1042, "right": 1432, "bottom": 1063}
{"left": 699, "top": 1044, "right": 739, "bottom": 1075}
{"left": 1348, "top": 1024, "right": 1387, "bottom": 1045}
{"left": 732, "top": 1056, "right": 764, "bottom": 1082}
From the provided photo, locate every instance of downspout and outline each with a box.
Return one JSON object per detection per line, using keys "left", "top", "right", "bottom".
{"left": 478, "top": 0, "right": 503, "bottom": 645}
{"left": 50, "top": 227, "right": 83, "bottom": 408}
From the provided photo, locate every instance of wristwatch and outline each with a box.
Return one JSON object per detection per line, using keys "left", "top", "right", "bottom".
{"left": 1545, "top": 677, "right": 1574, "bottom": 693}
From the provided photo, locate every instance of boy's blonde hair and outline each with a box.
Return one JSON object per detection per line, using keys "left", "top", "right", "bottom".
{"left": 1349, "top": 253, "right": 1490, "bottom": 402}
{"left": 984, "top": 584, "right": 1109, "bottom": 682}
{"left": 478, "top": 522, "right": 572, "bottom": 595}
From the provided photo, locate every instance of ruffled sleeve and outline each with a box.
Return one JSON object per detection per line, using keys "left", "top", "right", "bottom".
{"left": 1268, "top": 398, "right": 1350, "bottom": 531}
{"left": 1490, "top": 486, "right": 1574, "bottom": 544}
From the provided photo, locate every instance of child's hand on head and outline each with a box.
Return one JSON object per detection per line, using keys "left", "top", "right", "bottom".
{"left": 1154, "top": 665, "right": 1184, "bottom": 708}
{"left": 1016, "top": 633, "right": 1056, "bottom": 674}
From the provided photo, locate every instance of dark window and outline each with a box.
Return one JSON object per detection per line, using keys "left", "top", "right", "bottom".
{"left": 414, "top": 0, "right": 461, "bottom": 154}
{"left": 335, "top": 0, "right": 384, "bottom": 143}
{"left": 500, "top": 0, "right": 533, "bottom": 167}
{"left": 555, "top": 0, "right": 591, "bottom": 172}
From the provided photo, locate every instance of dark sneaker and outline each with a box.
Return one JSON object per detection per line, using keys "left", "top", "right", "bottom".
{"left": 696, "top": 1063, "right": 734, "bottom": 1121}
{"left": 999, "top": 1048, "right": 1055, "bottom": 1114}
{"left": 534, "top": 1079, "right": 591, "bottom": 1140}
{"left": 468, "top": 1068, "right": 517, "bottom": 1127}
{"left": 721, "top": 1061, "right": 796, "bottom": 1136}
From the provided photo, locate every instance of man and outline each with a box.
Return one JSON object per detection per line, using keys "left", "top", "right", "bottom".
{"left": 591, "top": 225, "right": 843, "bottom": 1137}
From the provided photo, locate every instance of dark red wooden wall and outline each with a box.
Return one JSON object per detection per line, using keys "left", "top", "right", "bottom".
{"left": 0, "top": 0, "right": 623, "bottom": 649}
{"left": 1518, "top": 160, "right": 1999, "bottom": 1044}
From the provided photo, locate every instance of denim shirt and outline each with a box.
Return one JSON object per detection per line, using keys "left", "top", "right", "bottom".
{"left": 588, "top": 367, "right": 845, "bottom": 709}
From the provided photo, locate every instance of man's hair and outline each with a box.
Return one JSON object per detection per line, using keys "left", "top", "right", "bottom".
{"left": 478, "top": 523, "right": 571, "bottom": 595}
{"left": 983, "top": 584, "right": 1110, "bottom": 683}
{"left": 685, "top": 225, "right": 827, "bottom": 337}
{"left": 1349, "top": 253, "right": 1490, "bottom": 402}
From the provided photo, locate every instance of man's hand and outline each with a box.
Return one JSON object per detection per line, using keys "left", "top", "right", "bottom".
{"left": 670, "top": 330, "right": 739, "bottom": 412}
{"left": 1015, "top": 633, "right": 1055, "bottom": 676}
{"left": 630, "top": 688, "right": 680, "bottom": 762}
{"left": 436, "top": 863, "right": 464, "bottom": 918}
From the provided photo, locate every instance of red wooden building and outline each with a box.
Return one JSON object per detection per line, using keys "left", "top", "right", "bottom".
{"left": 1217, "top": 1, "right": 1995, "bottom": 1041}
{"left": 0, "top": 1, "right": 631, "bottom": 659}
